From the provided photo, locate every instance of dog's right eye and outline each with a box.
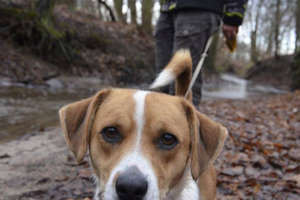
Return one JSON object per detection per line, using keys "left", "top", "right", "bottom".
{"left": 101, "top": 127, "right": 122, "bottom": 144}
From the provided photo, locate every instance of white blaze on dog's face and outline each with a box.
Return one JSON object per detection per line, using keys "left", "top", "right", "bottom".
{"left": 59, "top": 88, "right": 227, "bottom": 200}
{"left": 88, "top": 89, "right": 191, "bottom": 200}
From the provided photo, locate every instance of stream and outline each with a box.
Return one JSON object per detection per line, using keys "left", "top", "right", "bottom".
{"left": 202, "top": 73, "right": 286, "bottom": 99}
{"left": 0, "top": 74, "right": 286, "bottom": 144}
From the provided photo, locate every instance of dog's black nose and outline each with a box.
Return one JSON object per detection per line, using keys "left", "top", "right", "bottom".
{"left": 116, "top": 166, "right": 148, "bottom": 200}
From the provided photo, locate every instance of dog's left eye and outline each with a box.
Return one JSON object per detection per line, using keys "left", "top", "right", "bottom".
{"left": 101, "top": 127, "right": 122, "bottom": 144}
{"left": 157, "top": 133, "right": 178, "bottom": 150}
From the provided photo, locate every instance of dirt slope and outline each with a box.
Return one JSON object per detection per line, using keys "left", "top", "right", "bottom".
{"left": 0, "top": 4, "right": 155, "bottom": 86}
{"left": 246, "top": 55, "right": 293, "bottom": 90}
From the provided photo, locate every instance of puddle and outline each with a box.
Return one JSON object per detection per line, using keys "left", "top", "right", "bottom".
{"left": 0, "top": 77, "right": 107, "bottom": 144}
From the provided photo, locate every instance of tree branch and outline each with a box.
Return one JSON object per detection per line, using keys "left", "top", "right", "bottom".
{"left": 98, "top": 0, "right": 116, "bottom": 22}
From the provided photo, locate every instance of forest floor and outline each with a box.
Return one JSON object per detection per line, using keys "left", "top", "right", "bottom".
{"left": 0, "top": 91, "right": 300, "bottom": 200}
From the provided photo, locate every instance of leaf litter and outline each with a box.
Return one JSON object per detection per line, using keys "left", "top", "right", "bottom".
{"left": 198, "top": 91, "right": 300, "bottom": 200}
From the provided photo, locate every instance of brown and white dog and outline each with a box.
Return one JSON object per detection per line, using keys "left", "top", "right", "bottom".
{"left": 59, "top": 50, "right": 228, "bottom": 200}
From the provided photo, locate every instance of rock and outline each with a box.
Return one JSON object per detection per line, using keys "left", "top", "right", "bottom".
{"left": 46, "top": 79, "right": 63, "bottom": 89}
{"left": 222, "top": 166, "right": 244, "bottom": 176}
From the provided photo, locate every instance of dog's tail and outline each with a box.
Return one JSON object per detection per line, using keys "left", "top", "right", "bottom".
{"left": 150, "top": 49, "right": 192, "bottom": 97}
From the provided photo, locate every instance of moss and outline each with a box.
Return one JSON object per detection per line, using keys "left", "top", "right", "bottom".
{"left": 0, "top": 7, "right": 37, "bottom": 21}
{"left": 0, "top": 6, "right": 76, "bottom": 63}
{"left": 84, "top": 32, "right": 111, "bottom": 50}
{"left": 39, "top": 17, "right": 64, "bottom": 39}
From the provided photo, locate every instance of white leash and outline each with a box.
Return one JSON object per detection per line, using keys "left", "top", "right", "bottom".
{"left": 184, "top": 35, "right": 214, "bottom": 98}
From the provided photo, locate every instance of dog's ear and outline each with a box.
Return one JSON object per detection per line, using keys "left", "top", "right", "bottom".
{"left": 59, "top": 89, "right": 111, "bottom": 163}
{"left": 183, "top": 101, "right": 228, "bottom": 180}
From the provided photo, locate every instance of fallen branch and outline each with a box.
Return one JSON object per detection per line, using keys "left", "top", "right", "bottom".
{"left": 18, "top": 72, "right": 60, "bottom": 85}
{"left": 98, "top": 0, "right": 116, "bottom": 22}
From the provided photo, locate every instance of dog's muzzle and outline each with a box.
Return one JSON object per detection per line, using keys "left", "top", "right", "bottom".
{"left": 116, "top": 166, "right": 148, "bottom": 200}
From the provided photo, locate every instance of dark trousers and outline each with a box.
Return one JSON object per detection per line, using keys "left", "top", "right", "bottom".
{"left": 154, "top": 10, "right": 220, "bottom": 105}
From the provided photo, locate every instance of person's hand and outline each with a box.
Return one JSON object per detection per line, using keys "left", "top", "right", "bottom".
{"left": 222, "top": 24, "right": 238, "bottom": 41}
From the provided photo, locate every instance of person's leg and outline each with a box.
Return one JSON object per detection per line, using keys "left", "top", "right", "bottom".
{"left": 174, "top": 10, "right": 220, "bottom": 105}
{"left": 154, "top": 12, "right": 175, "bottom": 94}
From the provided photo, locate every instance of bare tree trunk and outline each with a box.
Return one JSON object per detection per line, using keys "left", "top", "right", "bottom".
{"left": 291, "top": 53, "right": 300, "bottom": 90}
{"left": 250, "top": 0, "right": 264, "bottom": 62}
{"left": 266, "top": 23, "right": 274, "bottom": 56}
{"left": 250, "top": 15, "right": 259, "bottom": 62}
{"left": 159, "top": 0, "right": 164, "bottom": 6}
{"left": 97, "top": 1, "right": 103, "bottom": 19}
{"left": 114, "top": 0, "right": 125, "bottom": 22}
{"left": 142, "top": 0, "right": 154, "bottom": 33}
{"left": 82, "top": 0, "right": 97, "bottom": 15}
{"left": 128, "top": 0, "right": 137, "bottom": 24}
{"left": 76, "top": 0, "right": 82, "bottom": 9}
{"left": 296, "top": 0, "right": 300, "bottom": 52}
{"left": 291, "top": 0, "right": 300, "bottom": 90}
{"left": 274, "top": 0, "right": 281, "bottom": 59}
{"left": 36, "top": 0, "right": 56, "bottom": 18}
{"left": 250, "top": 30, "right": 258, "bottom": 62}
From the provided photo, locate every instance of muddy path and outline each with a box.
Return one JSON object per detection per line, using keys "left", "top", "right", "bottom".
{"left": 0, "top": 76, "right": 299, "bottom": 200}
{"left": 0, "top": 128, "right": 95, "bottom": 200}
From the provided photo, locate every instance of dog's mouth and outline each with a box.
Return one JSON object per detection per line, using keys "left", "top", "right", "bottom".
{"left": 96, "top": 191, "right": 162, "bottom": 200}
{"left": 97, "top": 196, "right": 152, "bottom": 200}
{"left": 96, "top": 191, "right": 147, "bottom": 200}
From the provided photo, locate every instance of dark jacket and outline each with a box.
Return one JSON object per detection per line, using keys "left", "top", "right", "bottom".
{"left": 161, "top": 0, "right": 248, "bottom": 26}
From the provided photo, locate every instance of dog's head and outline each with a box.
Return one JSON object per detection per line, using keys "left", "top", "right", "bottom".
{"left": 59, "top": 88, "right": 227, "bottom": 200}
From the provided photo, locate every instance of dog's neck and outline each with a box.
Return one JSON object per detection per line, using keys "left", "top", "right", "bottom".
{"left": 165, "top": 163, "right": 200, "bottom": 200}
